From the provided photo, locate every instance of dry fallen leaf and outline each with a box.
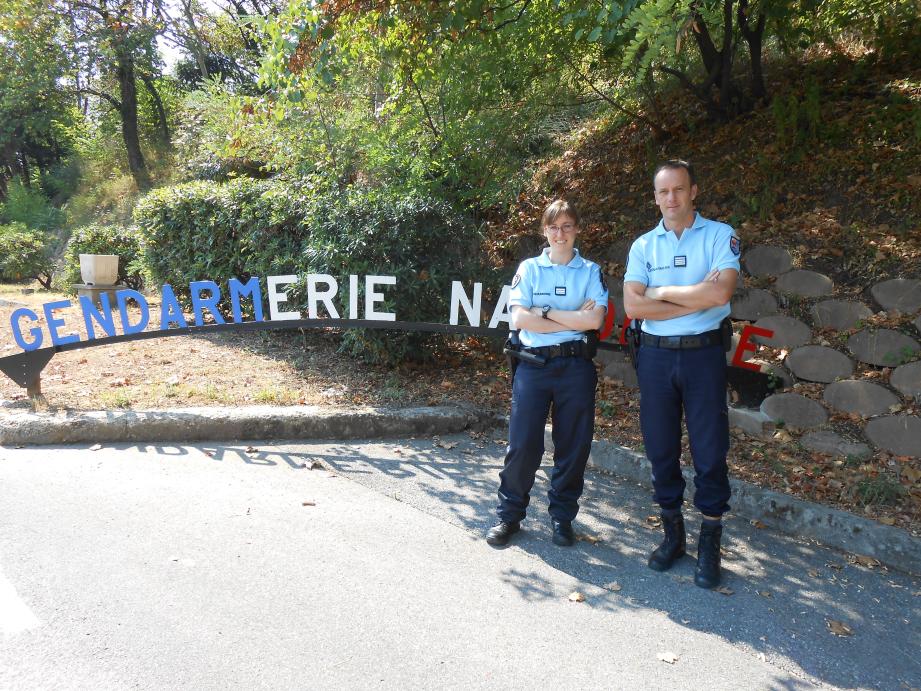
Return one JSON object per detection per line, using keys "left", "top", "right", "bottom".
{"left": 301, "top": 500, "right": 316, "bottom": 506}
{"left": 714, "top": 585, "right": 735, "bottom": 596}
{"left": 568, "top": 591, "right": 586, "bottom": 602}
{"left": 826, "top": 619, "right": 854, "bottom": 637}
{"left": 751, "top": 520, "right": 766, "bottom": 529}
{"left": 576, "top": 534, "right": 602, "bottom": 545}
{"left": 245, "top": 446, "right": 258, "bottom": 453}
{"left": 645, "top": 515, "right": 662, "bottom": 528}
{"left": 656, "top": 651, "right": 679, "bottom": 664}
{"left": 758, "top": 590, "right": 773, "bottom": 598}
{"left": 852, "top": 555, "right": 880, "bottom": 569}
{"left": 878, "top": 517, "right": 896, "bottom": 526}
{"left": 807, "top": 569, "right": 820, "bottom": 578}
{"left": 604, "top": 581, "right": 622, "bottom": 592}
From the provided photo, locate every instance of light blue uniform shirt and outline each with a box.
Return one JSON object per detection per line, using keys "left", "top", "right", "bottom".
{"left": 624, "top": 213, "right": 740, "bottom": 336}
{"left": 509, "top": 248, "right": 609, "bottom": 348}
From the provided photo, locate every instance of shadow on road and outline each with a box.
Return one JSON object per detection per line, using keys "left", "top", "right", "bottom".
{"left": 104, "top": 437, "right": 921, "bottom": 690}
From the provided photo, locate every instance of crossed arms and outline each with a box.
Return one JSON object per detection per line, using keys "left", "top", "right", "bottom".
{"left": 510, "top": 300, "right": 607, "bottom": 333}
{"left": 623, "top": 269, "right": 738, "bottom": 321}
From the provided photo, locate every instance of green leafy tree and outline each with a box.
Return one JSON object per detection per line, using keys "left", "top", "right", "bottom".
{"left": 0, "top": 0, "right": 74, "bottom": 198}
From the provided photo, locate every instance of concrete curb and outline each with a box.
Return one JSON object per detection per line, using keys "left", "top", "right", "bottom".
{"left": 0, "top": 405, "right": 492, "bottom": 446}
{"left": 544, "top": 431, "right": 921, "bottom": 576}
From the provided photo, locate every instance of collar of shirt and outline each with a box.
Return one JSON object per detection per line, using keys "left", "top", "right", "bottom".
{"left": 654, "top": 212, "right": 706, "bottom": 236}
{"left": 535, "top": 247, "right": 586, "bottom": 268}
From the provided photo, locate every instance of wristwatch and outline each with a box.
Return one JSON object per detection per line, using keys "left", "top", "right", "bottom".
{"left": 541, "top": 304, "right": 551, "bottom": 319}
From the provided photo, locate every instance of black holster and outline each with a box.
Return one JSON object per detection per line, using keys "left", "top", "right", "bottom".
{"left": 626, "top": 319, "right": 643, "bottom": 370}
{"left": 720, "top": 317, "right": 733, "bottom": 352}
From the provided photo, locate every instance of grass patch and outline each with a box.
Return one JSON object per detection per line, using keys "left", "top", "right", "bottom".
{"left": 253, "top": 386, "right": 301, "bottom": 405}
{"left": 855, "top": 474, "right": 906, "bottom": 507}
{"left": 98, "top": 390, "right": 132, "bottom": 409}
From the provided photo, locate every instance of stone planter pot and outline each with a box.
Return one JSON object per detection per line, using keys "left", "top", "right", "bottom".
{"left": 79, "top": 254, "right": 119, "bottom": 286}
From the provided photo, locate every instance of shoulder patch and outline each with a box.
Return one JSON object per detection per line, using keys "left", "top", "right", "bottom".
{"left": 511, "top": 273, "right": 521, "bottom": 289}
{"left": 730, "top": 236, "right": 741, "bottom": 256}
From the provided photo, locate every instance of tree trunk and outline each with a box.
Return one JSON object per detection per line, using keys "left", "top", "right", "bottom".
{"left": 738, "top": 0, "right": 767, "bottom": 103}
{"left": 116, "top": 52, "right": 152, "bottom": 191}
{"left": 18, "top": 150, "right": 30, "bottom": 188}
{"left": 141, "top": 73, "right": 172, "bottom": 149}
{"left": 719, "top": 0, "right": 734, "bottom": 118}
{"left": 180, "top": 0, "right": 211, "bottom": 81}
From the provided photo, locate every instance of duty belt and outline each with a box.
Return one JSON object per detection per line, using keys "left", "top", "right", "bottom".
{"left": 523, "top": 339, "right": 590, "bottom": 359}
{"left": 640, "top": 328, "right": 722, "bottom": 350}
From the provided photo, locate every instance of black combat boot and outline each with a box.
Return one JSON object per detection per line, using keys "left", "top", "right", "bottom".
{"left": 551, "top": 519, "right": 575, "bottom": 546}
{"left": 485, "top": 521, "right": 520, "bottom": 546}
{"left": 694, "top": 522, "right": 723, "bottom": 589}
{"left": 647, "top": 512, "right": 686, "bottom": 572}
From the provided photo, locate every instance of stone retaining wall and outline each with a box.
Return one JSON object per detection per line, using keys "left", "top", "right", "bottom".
{"left": 601, "top": 247, "right": 921, "bottom": 460}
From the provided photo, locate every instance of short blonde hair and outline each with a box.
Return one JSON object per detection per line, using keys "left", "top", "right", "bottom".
{"left": 541, "top": 199, "right": 580, "bottom": 229}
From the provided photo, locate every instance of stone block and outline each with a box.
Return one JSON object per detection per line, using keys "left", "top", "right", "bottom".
{"left": 810, "top": 300, "right": 873, "bottom": 330}
{"left": 823, "top": 380, "right": 899, "bottom": 417}
{"left": 728, "top": 406, "right": 775, "bottom": 438}
{"left": 743, "top": 245, "right": 792, "bottom": 277}
{"left": 600, "top": 351, "right": 638, "bottom": 388}
{"left": 760, "top": 392, "right": 828, "bottom": 430}
{"left": 752, "top": 315, "right": 812, "bottom": 349}
{"left": 730, "top": 288, "right": 778, "bottom": 321}
{"left": 870, "top": 278, "right": 921, "bottom": 313}
{"left": 785, "top": 345, "right": 854, "bottom": 383}
{"left": 775, "top": 270, "right": 834, "bottom": 298}
{"left": 800, "top": 430, "right": 871, "bottom": 460}
{"left": 847, "top": 328, "right": 921, "bottom": 367}
{"left": 891, "top": 361, "right": 921, "bottom": 401}
{"left": 865, "top": 415, "right": 921, "bottom": 457}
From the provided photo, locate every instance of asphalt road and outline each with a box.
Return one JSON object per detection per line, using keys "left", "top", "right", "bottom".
{"left": 1, "top": 436, "right": 919, "bottom": 690}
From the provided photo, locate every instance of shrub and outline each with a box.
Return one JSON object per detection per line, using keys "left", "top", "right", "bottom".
{"left": 0, "top": 222, "right": 54, "bottom": 288}
{"left": 56, "top": 224, "right": 148, "bottom": 292}
{"left": 295, "top": 188, "right": 485, "bottom": 364}
{"left": 133, "top": 178, "right": 314, "bottom": 311}
{"left": 0, "top": 181, "right": 63, "bottom": 232}
{"left": 134, "top": 178, "right": 485, "bottom": 363}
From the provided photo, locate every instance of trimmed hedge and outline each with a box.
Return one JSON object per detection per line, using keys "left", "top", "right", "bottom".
{"left": 295, "top": 189, "right": 484, "bottom": 363}
{"left": 56, "top": 224, "right": 147, "bottom": 291}
{"left": 133, "top": 179, "right": 485, "bottom": 363}
{"left": 134, "top": 178, "right": 313, "bottom": 312}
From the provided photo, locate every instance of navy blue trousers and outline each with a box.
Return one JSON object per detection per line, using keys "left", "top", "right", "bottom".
{"left": 497, "top": 357, "right": 597, "bottom": 524}
{"left": 637, "top": 343, "right": 731, "bottom": 516}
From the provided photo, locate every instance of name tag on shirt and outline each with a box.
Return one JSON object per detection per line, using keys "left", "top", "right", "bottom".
{"left": 555, "top": 286, "right": 566, "bottom": 296}
{"left": 674, "top": 255, "right": 687, "bottom": 267}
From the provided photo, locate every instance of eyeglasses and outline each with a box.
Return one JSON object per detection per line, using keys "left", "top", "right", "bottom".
{"left": 546, "top": 223, "right": 576, "bottom": 234}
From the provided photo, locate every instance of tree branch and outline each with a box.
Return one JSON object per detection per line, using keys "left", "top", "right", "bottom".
{"left": 76, "top": 86, "right": 123, "bottom": 111}
{"left": 489, "top": 0, "right": 532, "bottom": 32}
{"left": 407, "top": 73, "right": 440, "bottom": 140}
{"left": 564, "top": 55, "right": 664, "bottom": 136}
